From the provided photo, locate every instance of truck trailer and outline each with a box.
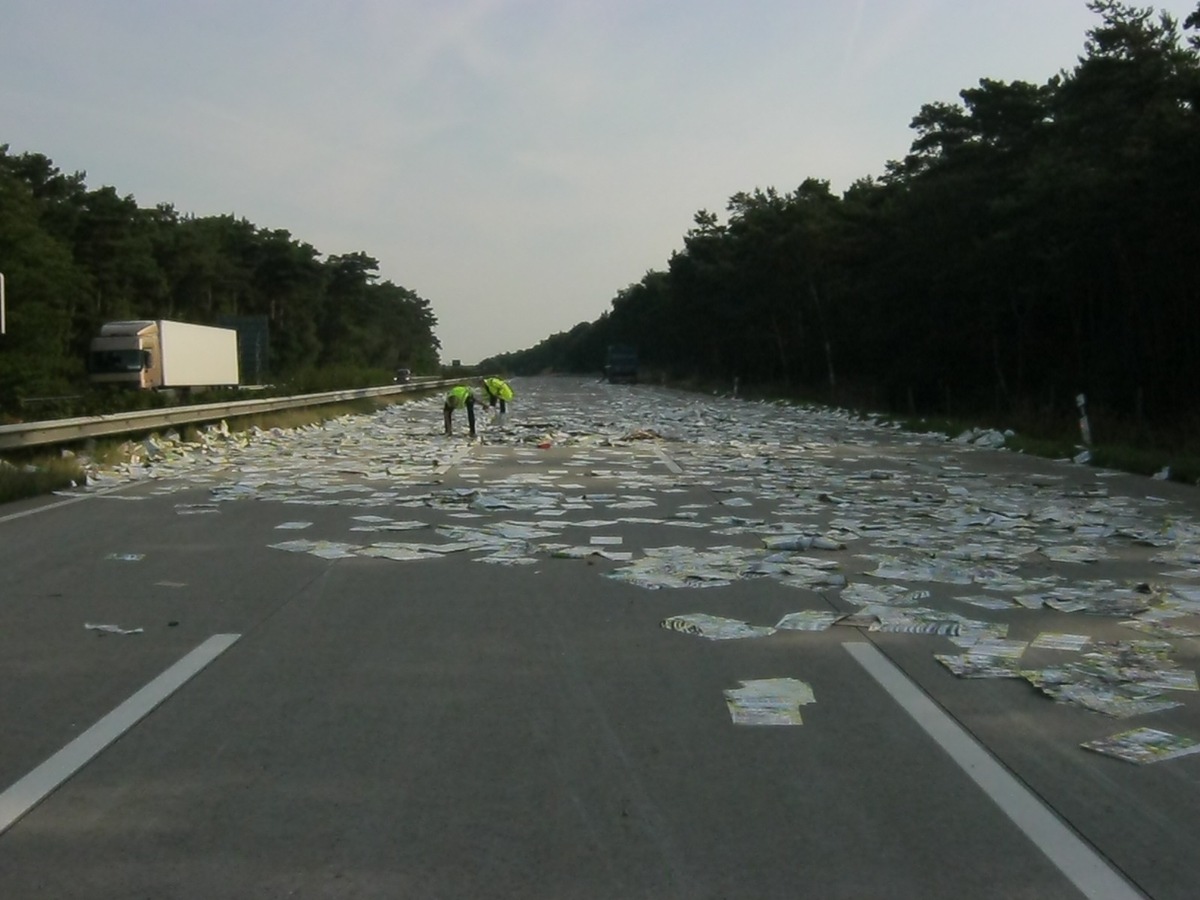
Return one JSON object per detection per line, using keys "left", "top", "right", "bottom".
{"left": 88, "top": 320, "right": 240, "bottom": 390}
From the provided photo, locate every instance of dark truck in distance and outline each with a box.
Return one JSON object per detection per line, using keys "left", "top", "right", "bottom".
{"left": 604, "top": 344, "right": 638, "bottom": 384}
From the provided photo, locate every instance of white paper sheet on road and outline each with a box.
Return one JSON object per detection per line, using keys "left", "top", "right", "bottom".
{"left": 661, "top": 614, "right": 775, "bottom": 640}
{"left": 84, "top": 623, "right": 143, "bottom": 635}
{"left": 1030, "top": 633, "right": 1092, "bottom": 651}
{"left": 1081, "top": 728, "right": 1200, "bottom": 764}
{"left": 723, "top": 678, "right": 815, "bottom": 726}
{"left": 774, "top": 610, "right": 840, "bottom": 631}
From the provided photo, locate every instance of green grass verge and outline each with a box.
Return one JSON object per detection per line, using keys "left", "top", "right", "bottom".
{"left": 0, "top": 456, "right": 86, "bottom": 505}
{"left": 862, "top": 412, "right": 1199, "bottom": 486}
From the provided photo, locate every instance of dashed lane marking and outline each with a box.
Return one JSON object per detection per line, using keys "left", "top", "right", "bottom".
{"left": 844, "top": 641, "right": 1144, "bottom": 900}
{"left": 0, "top": 633, "right": 241, "bottom": 835}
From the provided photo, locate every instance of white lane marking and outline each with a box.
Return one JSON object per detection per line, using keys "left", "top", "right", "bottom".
{"left": 0, "top": 633, "right": 241, "bottom": 835}
{"left": 0, "top": 483, "right": 140, "bottom": 524}
{"left": 653, "top": 447, "right": 683, "bottom": 475}
{"left": 843, "top": 641, "right": 1144, "bottom": 900}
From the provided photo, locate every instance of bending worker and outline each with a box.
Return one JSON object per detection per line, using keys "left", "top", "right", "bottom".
{"left": 444, "top": 385, "right": 477, "bottom": 437}
{"left": 481, "top": 376, "right": 514, "bottom": 423}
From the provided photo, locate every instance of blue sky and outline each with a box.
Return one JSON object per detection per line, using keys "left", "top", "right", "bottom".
{"left": 3, "top": 1, "right": 1196, "bottom": 363}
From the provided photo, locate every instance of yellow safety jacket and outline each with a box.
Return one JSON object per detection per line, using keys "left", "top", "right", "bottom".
{"left": 446, "top": 385, "right": 474, "bottom": 408}
{"left": 483, "top": 377, "right": 514, "bottom": 402}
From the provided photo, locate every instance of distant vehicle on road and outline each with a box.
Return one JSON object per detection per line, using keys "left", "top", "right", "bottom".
{"left": 394, "top": 368, "right": 412, "bottom": 384}
{"left": 604, "top": 344, "right": 638, "bottom": 384}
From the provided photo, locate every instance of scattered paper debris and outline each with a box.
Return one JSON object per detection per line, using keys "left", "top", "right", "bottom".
{"left": 661, "top": 614, "right": 775, "bottom": 640}
{"left": 53, "top": 378, "right": 1200, "bottom": 753}
{"left": 1081, "top": 728, "right": 1200, "bottom": 764}
{"left": 1021, "top": 640, "right": 1195, "bottom": 717}
{"left": 935, "top": 654, "right": 1023, "bottom": 678}
{"left": 174, "top": 503, "right": 219, "bottom": 515}
{"left": 1030, "top": 633, "right": 1092, "bottom": 651}
{"left": 763, "top": 534, "right": 845, "bottom": 551}
{"left": 775, "top": 610, "right": 840, "bottom": 631}
{"left": 85, "top": 623, "right": 144, "bottom": 635}
{"left": 724, "top": 678, "right": 815, "bottom": 725}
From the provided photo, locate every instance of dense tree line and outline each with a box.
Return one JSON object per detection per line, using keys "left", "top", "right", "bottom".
{"left": 0, "top": 152, "right": 440, "bottom": 411}
{"left": 487, "top": 2, "right": 1200, "bottom": 432}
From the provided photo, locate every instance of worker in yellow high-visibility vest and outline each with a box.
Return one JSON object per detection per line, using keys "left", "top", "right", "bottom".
{"left": 481, "top": 376, "right": 514, "bottom": 425}
{"left": 443, "top": 385, "right": 478, "bottom": 437}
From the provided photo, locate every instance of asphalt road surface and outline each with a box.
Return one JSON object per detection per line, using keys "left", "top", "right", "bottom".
{"left": 2, "top": 376, "right": 1199, "bottom": 899}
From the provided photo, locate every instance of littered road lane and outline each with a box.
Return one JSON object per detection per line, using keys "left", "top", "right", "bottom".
{"left": 1, "top": 377, "right": 1197, "bottom": 899}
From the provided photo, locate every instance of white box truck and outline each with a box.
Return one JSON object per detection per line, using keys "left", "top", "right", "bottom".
{"left": 88, "top": 320, "right": 239, "bottom": 389}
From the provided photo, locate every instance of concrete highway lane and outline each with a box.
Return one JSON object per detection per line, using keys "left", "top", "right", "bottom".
{"left": 2, "top": 376, "right": 1198, "bottom": 898}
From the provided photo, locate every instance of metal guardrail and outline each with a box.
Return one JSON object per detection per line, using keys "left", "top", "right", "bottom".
{"left": 0, "top": 378, "right": 459, "bottom": 450}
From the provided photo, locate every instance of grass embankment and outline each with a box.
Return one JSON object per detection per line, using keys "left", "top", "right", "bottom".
{"left": 878, "top": 412, "right": 1200, "bottom": 486}
{"left": 0, "top": 456, "right": 87, "bottom": 505}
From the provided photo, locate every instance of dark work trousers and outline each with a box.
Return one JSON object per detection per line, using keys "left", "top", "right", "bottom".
{"left": 485, "top": 388, "right": 507, "bottom": 414}
{"left": 444, "top": 396, "right": 476, "bottom": 436}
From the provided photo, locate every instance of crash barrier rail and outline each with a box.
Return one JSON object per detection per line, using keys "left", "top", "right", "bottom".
{"left": 0, "top": 377, "right": 460, "bottom": 451}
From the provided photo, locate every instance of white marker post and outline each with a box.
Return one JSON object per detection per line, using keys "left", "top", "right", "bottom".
{"left": 1, "top": 271, "right": 6, "bottom": 334}
{"left": 1076, "top": 393, "right": 1092, "bottom": 446}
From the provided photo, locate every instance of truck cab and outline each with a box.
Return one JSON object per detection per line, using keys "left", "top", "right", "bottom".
{"left": 88, "top": 321, "right": 161, "bottom": 389}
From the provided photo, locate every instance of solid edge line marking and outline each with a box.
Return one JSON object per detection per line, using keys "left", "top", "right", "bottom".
{"left": 653, "top": 447, "right": 683, "bottom": 475}
{"left": 843, "top": 641, "right": 1144, "bottom": 900}
{"left": 0, "top": 482, "right": 142, "bottom": 525}
{"left": 0, "top": 633, "right": 241, "bottom": 836}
